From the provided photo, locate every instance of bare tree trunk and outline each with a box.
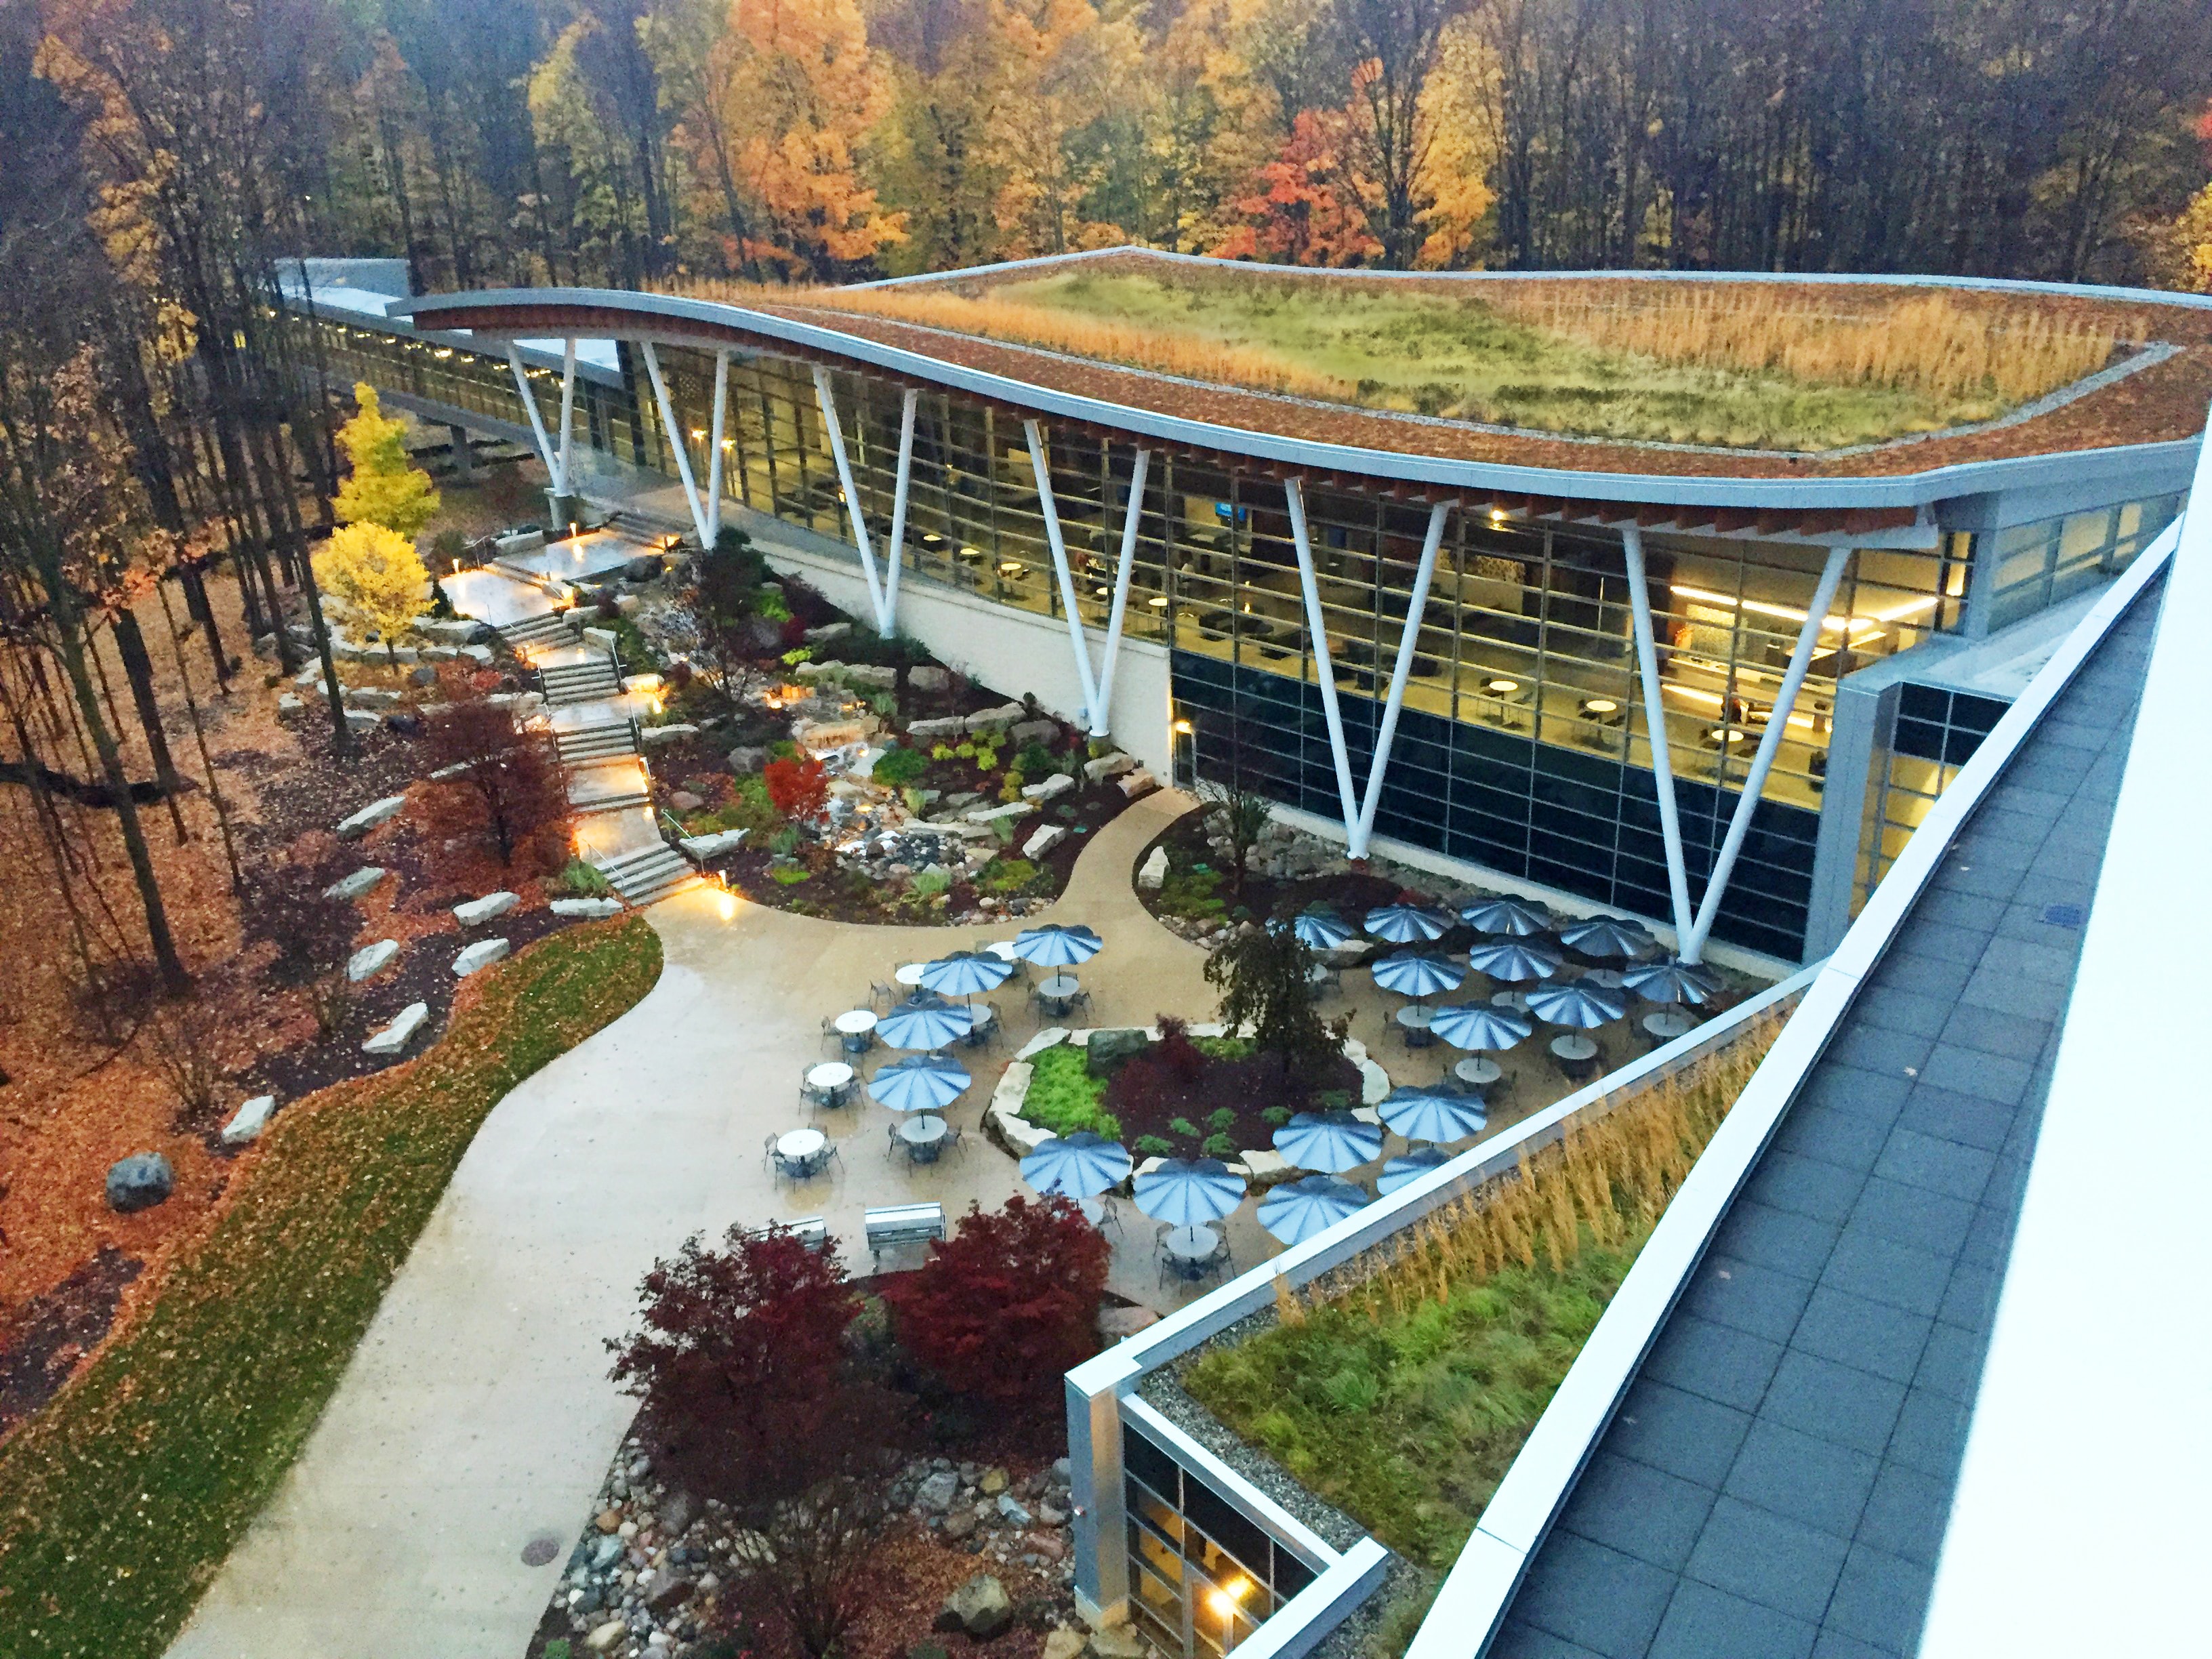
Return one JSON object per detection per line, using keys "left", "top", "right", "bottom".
{"left": 113, "top": 607, "right": 192, "bottom": 843}
{"left": 153, "top": 580, "right": 243, "bottom": 895}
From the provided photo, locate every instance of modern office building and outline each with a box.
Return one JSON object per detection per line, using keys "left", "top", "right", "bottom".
{"left": 285, "top": 254, "right": 2205, "bottom": 966}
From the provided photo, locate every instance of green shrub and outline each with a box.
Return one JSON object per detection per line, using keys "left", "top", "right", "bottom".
{"left": 756, "top": 585, "right": 792, "bottom": 623}
{"left": 768, "top": 824, "right": 804, "bottom": 856}
{"left": 1022, "top": 1046, "right": 1122, "bottom": 1139}
{"left": 1262, "top": 1105, "right": 1293, "bottom": 1126}
{"left": 780, "top": 646, "right": 813, "bottom": 667}
{"left": 552, "top": 857, "right": 613, "bottom": 898}
{"left": 769, "top": 865, "right": 811, "bottom": 885}
{"left": 1159, "top": 863, "right": 1225, "bottom": 920}
{"left": 870, "top": 691, "right": 897, "bottom": 718}
{"left": 956, "top": 740, "right": 976, "bottom": 759}
{"left": 871, "top": 744, "right": 929, "bottom": 787}
{"left": 1207, "top": 1107, "right": 1237, "bottom": 1132}
{"left": 980, "top": 857, "right": 1042, "bottom": 894}
{"left": 931, "top": 743, "right": 955, "bottom": 760}
{"left": 544, "top": 1643, "right": 574, "bottom": 1659}
{"left": 1015, "top": 740, "right": 1057, "bottom": 777}
{"left": 1134, "top": 1134, "right": 1174, "bottom": 1158}
{"left": 912, "top": 868, "right": 951, "bottom": 897}
{"left": 1168, "top": 1116, "right": 1201, "bottom": 1140}
{"left": 1202, "top": 1132, "right": 1238, "bottom": 1159}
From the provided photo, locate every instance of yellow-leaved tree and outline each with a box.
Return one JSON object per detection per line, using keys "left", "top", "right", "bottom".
{"left": 315, "top": 521, "right": 431, "bottom": 662}
{"left": 334, "top": 382, "right": 441, "bottom": 539}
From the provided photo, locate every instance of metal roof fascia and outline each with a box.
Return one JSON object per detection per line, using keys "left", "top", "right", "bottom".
{"left": 394, "top": 287, "right": 2205, "bottom": 512}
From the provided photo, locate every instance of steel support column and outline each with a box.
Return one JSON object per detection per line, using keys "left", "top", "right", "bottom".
{"left": 883, "top": 389, "right": 919, "bottom": 636}
{"left": 1683, "top": 544, "right": 1853, "bottom": 964}
{"left": 1624, "top": 527, "right": 1696, "bottom": 943}
{"left": 640, "top": 342, "right": 717, "bottom": 550}
{"left": 1286, "top": 478, "right": 1361, "bottom": 839}
{"left": 1095, "top": 447, "right": 1151, "bottom": 725}
{"left": 505, "top": 344, "right": 564, "bottom": 497}
{"left": 704, "top": 349, "right": 730, "bottom": 542}
{"left": 1349, "top": 502, "right": 1448, "bottom": 859}
{"left": 556, "top": 339, "right": 577, "bottom": 499}
{"left": 811, "top": 365, "right": 890, "bottom": 630}
{"left": 1024, "top": 419, "right": 1105, "bottom": 731}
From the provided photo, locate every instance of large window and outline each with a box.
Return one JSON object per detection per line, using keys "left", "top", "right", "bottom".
{"left": 1853, "top": 683, "right": 2010, "bottom": 910}
{"left": 1982, "top": 493, "right": 2182, "bottom": 632}
{"left": 1122, "top": 1424, "right": 1315, "bottom": 1659}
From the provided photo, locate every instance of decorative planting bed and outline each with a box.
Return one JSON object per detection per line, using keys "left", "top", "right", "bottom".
{"left": 986, "top": 1025, "right": 1391, "bottom": 1183}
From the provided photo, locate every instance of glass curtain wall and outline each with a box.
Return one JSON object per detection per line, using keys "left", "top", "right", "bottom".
{"left": 1122, "top": 1424, "right": 1316, "bottom": 1659}
{"left": 1980, "top": 494, "right": 2183, "bottom": 632}
{"left": 1853, "top": 683, "right": 2010, "bottom": 910}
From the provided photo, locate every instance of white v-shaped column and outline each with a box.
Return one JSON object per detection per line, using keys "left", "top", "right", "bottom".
{"left": 1287, "top": 479, "right": 1448, "bottom": 859}
{"left": 1023, "top": 422, "right": 1153, "bottom": 735}
{"left": 639, "top": 342, "right": 718, "bottom": 552}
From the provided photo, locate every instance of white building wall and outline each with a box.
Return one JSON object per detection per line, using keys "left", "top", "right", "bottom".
{"left": 752, "top": 529, "right": 1176, "bottom": 781}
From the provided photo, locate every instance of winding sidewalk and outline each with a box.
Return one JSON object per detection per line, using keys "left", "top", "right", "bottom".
{"left": 165, "top": 790, "right": 1204, "bottom": 1659}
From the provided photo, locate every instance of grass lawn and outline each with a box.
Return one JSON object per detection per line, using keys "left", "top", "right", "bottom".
{"left": 1180, "top": 1015, "right": 1780, "bottom": 1573}
{"left": 841, "top": 270, "right": 2043, "bottom": 450}
{"left": 0, "top": 917, "right": 664, "bottom": 1659}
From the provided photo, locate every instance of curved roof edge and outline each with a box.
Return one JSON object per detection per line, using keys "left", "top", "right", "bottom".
{"left": 394, "top": 285, "right": 2206, "bottom": 513}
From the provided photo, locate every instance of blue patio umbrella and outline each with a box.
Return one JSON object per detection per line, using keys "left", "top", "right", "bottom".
{"left": 1378, "top": 1147, "right": 1454, "bottom": 1196}
{"left": 1377, "top": 1086, "right": 1490, "bottom": 1145}
{"left": 1558, "top": 916, "right": 1656, "bottom": 958}
{"left": 1460, "top": 897, "right": 1550, "bottom": 937}
{"left": 918, "top": 950, "right": 1014, "bottom": 999}
{"left": 1132, "top": 1158, "right": 1247, "bottom": 1226}
{"left": 1273, "top": 1109, "right": 1385, "bottom": 1173}
{"left": 1525, "top": 981, "right": 1628, "bottom": 1029}
{"left": 1371, "top": 951, "right": 1467, "bottom": 1001}
{"left": 1622, "top": 958, "right": 1721, "bottom": 1006}
{"left": 1467, "top": 939, "right": 1563, "bottom": 982}
{"left": 867, "top": 1052, "right": 972, "bottom": 1115}
{"left": 1257, "top": 1176, "right": 1369, "bottom": 1245}
{"left": 1012, "top": 923, "right": 1104, "bottom": 967}
{"left": 1365, "top": 902, "right": 1454, "bottom": 943}
{"left": 1290, "top": 908, "right": 1355, "bottom": 951}
{"left": 1021, "top": 1131, "right": 1134, "bottom": 1199}
{"left": 876, "top": 993, "right": 976, "bottom": 1051}
{"left": 1429, "top": 1002, "right": 1533, "bottom": 1051}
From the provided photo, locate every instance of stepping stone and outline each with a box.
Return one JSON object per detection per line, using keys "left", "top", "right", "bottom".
{"left": 345, "top": 687, "right": 402, "bottom": 708}
{"left": 276, "top": 693, "right": 304, "bottom": 714}
{"left": 680, "top": 829, "right": 745, "bottom": 859}
{"left": 459, "top": 643, "right": 495, "bottom": 665}
{"left": 343, "top": 708, "right": 380, "bottom": 732}
{"left": 453, "top": 891, "right": 519, "bottom": 926}
{"left": 335, "top": 795, "right": 406, "bottom": 839}
{"left": 451, "top": 938, "right": 510, "bottom": 977}
{"left": 550, "top": 897, "right": 623, "bottom": 919}
{"left": 640, "top": 723, "right": 697, "bottom": 745}
{"left": 222, "top": 1096, "right": 275, "bottom": 1147}
{"left": 363, "top": 1002, "right": 428, "bottom": 1054}
{"left": 325, "top": 866, "right": 387, "bottom": 902}
{"left": 348, "top": 939, "right": 399, "bottom": 982}
{"left": 966, "top": 801, "right": 1034, "bottom": 824}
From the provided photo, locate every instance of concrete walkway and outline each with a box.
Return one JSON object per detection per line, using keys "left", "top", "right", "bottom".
{"left": 165, "top": 791, "right": 1208, "bottom": 1659}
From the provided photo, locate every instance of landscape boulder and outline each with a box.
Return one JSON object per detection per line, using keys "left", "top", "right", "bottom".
{"left": 453, "top": 891, "right": 518, "bottom": 926}
{"left": 1137, "top": 846, "right": 1169, "bottom": 890}
{"left": 1021, "top": 773, "right": 1076, "bottom": 803}
{"left": 1082, "top": 752, "right": 1135, "bottom": 782}
{"left": 325, "top": 865, "right": 387, "bottom": 902}
{"left": 451, "top": 938, "right": 511, "bottom": 977}
{"left": 916, "top": 1469, "right": 960, "bottom": 1512}
{"left": 726, "top": 745, "right": 769, "bottom": 775}
{"left": 347, "top": 939, "right": 399, "bottom": 982}
{"left": 362, "top": 1002, "right": 428, "bottom": 1055}
{"left": 640, "top": 722, "right": 697, "bottom": 746}
{"left": 908, "top": 665, "right": 951, "bottom": 694}
{"left": 804, "top": 620, "right": 851, "bottom": 645}
{"left": 1086, "top": 1028, "right": 1149, "bottom": 1078}
{"left": 937, "top": 1574, "right": 1014, "bottom": 1642}
{"left": 681, "top": 829, "right": 747, "bottom": 860}
{"left": 1022, "top": 824, "right": 1066, "bottom": 860}
{"left": 222, "top": 1096, "right": 276, "bottom": 1148}
{"left": 335, "top": 795, "right": 407, "bottom": 840}
{"left": 965, "top": 702, "right": 1026, "bottom": 733}
{"left": 1115, "top": 769, "right": 1158, "bottom": 800}
{"left": 1010, "top": 718, "right": 1060, "bottom": 746}
{"left": 105, "top": 1152, "right": 173, "bottom": 1214}
{"left": 551, "top": 897, "right": 623, "bottom": 919}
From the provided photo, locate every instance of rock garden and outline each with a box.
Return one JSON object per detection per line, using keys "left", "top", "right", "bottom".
{"left": 594, "top": 530, "right": 1153, "bottom": 926}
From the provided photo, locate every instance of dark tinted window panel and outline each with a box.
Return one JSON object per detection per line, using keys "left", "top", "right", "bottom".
{"left": 1179, "top": 1474, "right": 1273, "bottom": 1576}
{"left": 1124, "top": 1424, "right": 1181, "bottom": 1499}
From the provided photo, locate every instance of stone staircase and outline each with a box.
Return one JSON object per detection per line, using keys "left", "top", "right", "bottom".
{"left": 566, "top": 758, "right": 653, "bottom": 817}
{"left": 497, "top": 611, "right": 573, "bottom": 654}
{"left": 592, "top": 840, "right": 701, "bottom": 907}
{"left": 538, "top": 654, "right": 622, "bottom": 707}
{"left": 556, "top": 719, "right": 640, "bottom": 766}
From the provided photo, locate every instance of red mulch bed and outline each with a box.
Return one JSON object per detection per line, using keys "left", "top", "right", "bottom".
{"left": 0, "top": 1248, "right": 142, "bottom": 1436}
{"left": 1104, "top": 1040, "right": 1362, "bottom": 1160}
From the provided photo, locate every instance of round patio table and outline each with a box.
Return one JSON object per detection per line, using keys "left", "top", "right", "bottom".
{"left": 894, "top": 962, "right": 929, "bottom": 987}
{"left": 1306, "top": 963, "right": 1331, "bottom": 987}
{"left": 1490, "top": 990, "right": 1530, "bottom": 1013}
{"left": 1548, "top": 1040, "right": 1601, "bottom": 1079}
{"left": 805, "top": 1061, "right": 855, "bottom": 1103}
{"left": 1394, "top": 1004, "right": 1437, "bottom": 1047}
{"left": 1643, "top": 1010, "right": 1696, "bottom": 1042}
{"left": 1078, "top": 1197, "right": 1108, "bottom": 1227}
{"left": 833, "top": 1009, "right": 878, "bottom": 1052}
{"left": 1454, "top": 1057, "right": 1502, "bottom": 1087}
{"left": 776, "top": 1127, "right": 829, "bottom": 1176}
{"left": 1162, "top": 1224, "right": 1221, "bottom": 1275}
{"left": 898, "top": 1115, "right": 949, "bottom": 1163}
{"left": 1582, "top": 968, "right": 1631, "bottom": 990}
{"left": 963, "top": 1004, "right": 998, "bottom": 1046}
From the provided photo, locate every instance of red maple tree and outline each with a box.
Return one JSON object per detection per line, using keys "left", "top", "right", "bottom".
{"left": 1211, "top": 109, "right": 1380, "bottom": 268}
{"left": 762, "top": 752, "right": 829, "bottom": 819}
{"left": 884, "top": 1195, "right": 1111, "bottom": 1407}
